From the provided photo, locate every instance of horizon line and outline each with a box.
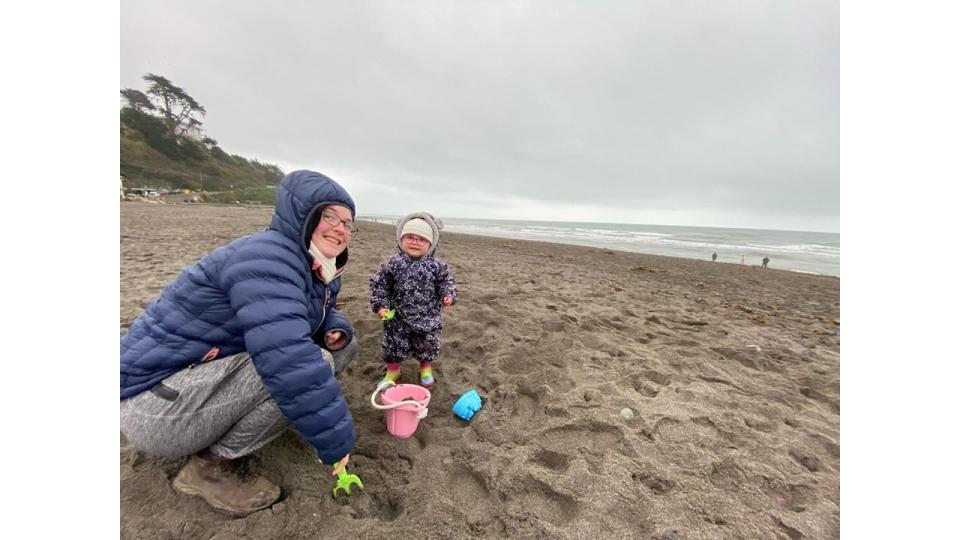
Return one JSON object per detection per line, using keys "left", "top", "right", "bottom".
{"left": 357, "top": 213, "right": 840, "bottom": 235}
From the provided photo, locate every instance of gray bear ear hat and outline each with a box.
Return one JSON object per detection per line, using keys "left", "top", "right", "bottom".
{"left": 396, "top": 212, "right": 443, "bottom": 257}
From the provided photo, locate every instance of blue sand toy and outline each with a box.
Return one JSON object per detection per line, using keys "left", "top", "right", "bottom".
{"left": 452, "top": 390, "right": 483, "bottom": 421}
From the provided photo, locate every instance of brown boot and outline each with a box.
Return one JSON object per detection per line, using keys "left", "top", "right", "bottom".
{"left": 172, "top": 455, "right": 281, "bottom": 517}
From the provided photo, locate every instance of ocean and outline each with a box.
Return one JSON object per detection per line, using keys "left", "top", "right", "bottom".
{"left": 360, "top": 216, "right": 840, "bottom": 277}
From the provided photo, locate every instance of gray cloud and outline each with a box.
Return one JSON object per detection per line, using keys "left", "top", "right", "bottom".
{"left": 121, "top": 1, "right": 838, "bottom": 232}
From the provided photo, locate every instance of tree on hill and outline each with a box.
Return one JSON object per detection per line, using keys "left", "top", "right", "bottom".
{"left": 120, "top": 89, "right": 154, "bottom": 113}
{"left": 121, "top": 73, "right": 206, "bottom": 137}
{"left": 120, "top": 73, "right": 285, "bottom": 195}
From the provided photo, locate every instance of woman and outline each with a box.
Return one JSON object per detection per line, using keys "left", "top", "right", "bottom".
{"left": 120, "top": 170, "right": 359, "bottom": 517}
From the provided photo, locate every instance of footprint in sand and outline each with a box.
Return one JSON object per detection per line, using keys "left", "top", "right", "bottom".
{"left": 788, "top": 448, "right": 821, "bottom": 472}
{"left": 537, "top": 423, "right": 634, "bottom": 457}
{"left": 497, "top": 349, "right": 531, "bottom": 375}
{"left": 634, "top": 332, "right": 659, "bottom": 345}
{"left": 630, "top": 378, "right": 660, "bottom": 398}
{"left": 711, "top": 346, "right": 769, "bottom": 371}
{"left": 505, "top": 475, "right": 581, "bottom": 526}
{"left": 799, "top": 385, "right": 840, "bottom": 414}
{"left": 784, "top": 417, "right": 802, "bottom": 428}
{"left": 628, "top": 369, "right": 672, "bottom": 398}
{"left": 504, "top": 386, "right": 542, "bottom": 426}
{"left": 743, "top": 415, "right": 779, "bottom": 433}
{"left": 363, "top": 491, "right": 404, "bottom": 522}
{"left": 528, "top": 449, "right": 573, "bottom": 473}
{"left": 766, "top": 482, "right": 817, "bottom": 512}
{"left": 641, "top": 369, "right": 673, "bottom": 386}
{"left": 809, "top": 433, "right": 840, "bottom": 459}
{"left": 582, "top": 389, "right": 603, "bottom": 403}
{"left": 708, "top": 459, "right": 746, "bottom": 490}
{"left": 631, "top": 470, "right": 676, "bottom": 495}
{"left": 652, "top": 416, "right": 721, "bottom": 444}
{"left": 446, "top": 464, "right": 493, "bottom": 517}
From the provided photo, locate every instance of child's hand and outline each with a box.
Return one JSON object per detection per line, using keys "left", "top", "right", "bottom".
{"left": 377, "top": 307, "right": 389, "bottom": 318}
{"left": 442, "top": 296, "right": 453, "bottom": 308}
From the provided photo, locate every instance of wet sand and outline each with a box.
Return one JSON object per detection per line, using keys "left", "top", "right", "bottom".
{"left": 120, "top": 202, "right": 840, "bottom": 539}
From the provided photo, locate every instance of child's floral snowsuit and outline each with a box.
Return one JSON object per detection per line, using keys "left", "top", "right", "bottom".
{"left": 370, "top": 250, "right": 457, "bottom": 364}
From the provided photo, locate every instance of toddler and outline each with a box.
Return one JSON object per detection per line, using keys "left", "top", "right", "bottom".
{"left": 370, "top": 212, "right": 457, "bottom": 388}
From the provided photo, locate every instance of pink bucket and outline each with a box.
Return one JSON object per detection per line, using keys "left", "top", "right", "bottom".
{"left": 370, "top": 383, "right": 431, "bottom": 438}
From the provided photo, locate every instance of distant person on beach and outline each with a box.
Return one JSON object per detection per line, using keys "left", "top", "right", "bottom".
{"left": 120, "top": 170, "right": 360, "bottom": 517}
{"left": 370, "top": 212, "right": 458, "bottom": 388}
{"left": 762, "top": 256, "right": 770, "bottom": 268}
{"left": 712, "top": 252, "right": 718, "bottom": 262}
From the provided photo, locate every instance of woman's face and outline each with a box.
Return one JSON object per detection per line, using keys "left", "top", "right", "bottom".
{"left": 310, "top": 204, "right": 354, "bottom": 258}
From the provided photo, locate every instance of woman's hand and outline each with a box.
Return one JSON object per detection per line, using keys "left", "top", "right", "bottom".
{"left": 324, "top": 330, "right": 346, "bottom": 349}
{"left": 324, "top": 454, "right": 350, "bottom": 476}
{"left": 377, "top": 307, "right": 390, "bottom": 318}
{"left": 442, "top": 296, "right": 453, "bottom": 308}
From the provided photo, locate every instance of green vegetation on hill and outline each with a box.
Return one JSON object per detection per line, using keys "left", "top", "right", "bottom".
{"left": 201, "top": 187, "right": 279, "bottom": 205}
{"left": 120, "top": 74, "right": 283, "bottom": 198}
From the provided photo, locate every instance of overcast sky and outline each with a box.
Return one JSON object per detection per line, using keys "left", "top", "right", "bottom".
{"left": 120, "top": 1, "right": 838, "bottom": 232}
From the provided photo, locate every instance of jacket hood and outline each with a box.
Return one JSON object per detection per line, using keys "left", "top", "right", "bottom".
{"left": 271, "top": 170, "right": 356, "bottom": 266}
{"left": 396, "top": 212, "right": 442, "bottom": 257}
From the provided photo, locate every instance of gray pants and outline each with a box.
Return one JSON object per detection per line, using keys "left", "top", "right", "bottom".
{"left": 120, "top": 338, "right": 357, "bottom": 460}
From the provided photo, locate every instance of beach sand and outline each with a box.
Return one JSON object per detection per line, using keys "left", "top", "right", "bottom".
{"left": 120, "top": 202, "right": 840, "bottom": 539}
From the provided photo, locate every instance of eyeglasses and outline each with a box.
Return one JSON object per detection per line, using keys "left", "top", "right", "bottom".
{"left": 401, "top": 234, "right": 429, "bottom": 244}
{"left": 320, "top": 210, "right": 359, "bottom": 234}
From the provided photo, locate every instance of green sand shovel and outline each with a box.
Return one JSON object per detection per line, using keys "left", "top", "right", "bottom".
{"left": 332, "top": 466, "right": 364, "bottom": 498}
{"left": 381, "top": 309, "right": 396, "bottom": 321}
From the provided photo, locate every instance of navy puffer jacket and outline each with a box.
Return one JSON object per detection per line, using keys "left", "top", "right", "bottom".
{"left": 120, "top": 170, "right": 356, "bottom": 464}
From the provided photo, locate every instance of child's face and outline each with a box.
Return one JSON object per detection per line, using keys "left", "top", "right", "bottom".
{"left": 400, "top": 234, "right": 431, "bottom": 258}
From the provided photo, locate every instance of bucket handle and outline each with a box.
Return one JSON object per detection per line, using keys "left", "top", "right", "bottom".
{"left": 370, "top": 381, "right": 429, "bottom": 419}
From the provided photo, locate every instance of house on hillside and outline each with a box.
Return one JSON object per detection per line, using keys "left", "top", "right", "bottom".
{"left": 126, "top": 187, "right": 160, "bottom": 197}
